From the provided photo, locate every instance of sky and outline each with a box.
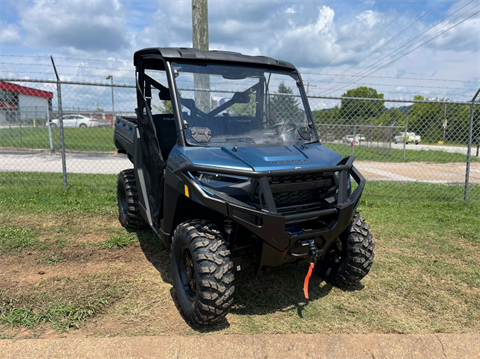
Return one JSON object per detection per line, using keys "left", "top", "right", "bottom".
{"left": 0, "top": 0, "right": 479, "bottom": 108}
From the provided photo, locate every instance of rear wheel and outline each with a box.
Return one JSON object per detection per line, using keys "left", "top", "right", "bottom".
{"left": 79, "top": 123, "right": 87, "bottom": 128}
{"left": 117, "top": 169, "right": 147, "bottom": 229}
{"left": 314, "top": 213, "right": 374, "bottom": 287}
{"left": 171, "top": 220, "right": 235, "bottom": 325}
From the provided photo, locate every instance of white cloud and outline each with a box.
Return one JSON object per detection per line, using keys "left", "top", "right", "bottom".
{"left": 19, "top": 0, "right": 130, "bottom": 53}
{"left": 0, "top": 21, "right": 21, "bottom": 44}
{"left": 285, "top": 7, "right": 297, "bottom": 14}
{"left": 267, "top": 6, "right": 339, "bottom": 66}
{"left": 429, "top": 16, "right": 480, "bottom": 52}
{"left": 356, "top": 10, "right": 380, "bottom": 28}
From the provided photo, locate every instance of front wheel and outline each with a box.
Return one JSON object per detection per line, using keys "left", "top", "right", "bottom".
{"left": 171, "top": 220, "right": 235, "bottom": 325}
{"left": 314, "top": 212, "right": 375, "bottom": 287}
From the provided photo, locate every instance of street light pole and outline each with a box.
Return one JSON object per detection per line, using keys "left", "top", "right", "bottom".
{"left": 106, "top": 75, "right": 115, "bottom": 127}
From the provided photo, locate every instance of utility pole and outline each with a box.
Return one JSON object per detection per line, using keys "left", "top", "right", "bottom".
{"left": 192, "top": 0, "right": 209, "bottom": 51}
{"left": 192, "top": 0, "right": 210, "bottom": 113}
{"left": 306, "top": 82, "right": 317, "bottom": 96}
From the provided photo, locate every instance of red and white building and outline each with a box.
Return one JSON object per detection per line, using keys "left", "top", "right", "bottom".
{"left": 0, "top": 82, "right": 53, "bottom": 123}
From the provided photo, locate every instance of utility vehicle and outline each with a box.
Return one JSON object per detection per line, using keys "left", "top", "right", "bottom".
{"left": 114, "top": 47, "right": 375, "bottom": 325}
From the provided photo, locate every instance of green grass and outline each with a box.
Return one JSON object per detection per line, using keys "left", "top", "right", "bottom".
{"left": 0, "top": 227, "right": 39, "bottom": 253}
{"left": 0, "top": 172, "right": 478, "bottom": 336}
{"left": 1, "top": 277, "right": 120, "bottom": 330}
{"left": 0, "top": 126, "right": 477, "bottom": 164}
{"left": 101, "top": 233, "right": 138, "bottom": 249}
{"left": 325, "top": 143, "right": 478, "bottom": 163}
{"left": 0, "top": 172, "right": 117, "bottom": 216}
{"left": 0, "top": 127, "right": 116, "bottom": 152}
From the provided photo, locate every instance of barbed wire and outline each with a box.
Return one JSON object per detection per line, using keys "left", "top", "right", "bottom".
{"left": 2, "top": 61, "right": 478, "bottom": 87}
{"left": 0, "top": 62, "right": 133, "bottom": 71}
{"left": 309, "top": 82, "right": 478, "bottom": 91}
{"left": 0, "top": 54, "right": 130, "bottom": 64}
{"left": 1, "top": 67, "right": 476, "bottom": 91}
{"left": 0, "top": 70, "right": 134, "bottom": 81}
{"left": 303, "top": 73, "right": 480, "bottom": 84}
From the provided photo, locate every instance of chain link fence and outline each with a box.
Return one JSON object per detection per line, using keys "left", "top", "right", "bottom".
{"left": 0, "top": 78, "right": 479, "bottom": 202}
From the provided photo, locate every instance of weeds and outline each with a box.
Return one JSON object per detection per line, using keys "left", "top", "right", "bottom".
{"left": 101, "top": 233, "right": 138, "bottom": 249}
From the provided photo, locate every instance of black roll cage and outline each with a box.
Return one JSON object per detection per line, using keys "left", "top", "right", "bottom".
{"left": 134, "top": 52, "right": 319, "bottom": 149}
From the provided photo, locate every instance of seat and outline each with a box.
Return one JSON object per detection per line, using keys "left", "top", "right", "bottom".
{"left": 152, "top": 114, "right": 177, "bottom": 161}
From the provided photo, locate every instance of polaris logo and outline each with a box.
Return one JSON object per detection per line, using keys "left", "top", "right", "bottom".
{"left": 271, "top": 159, "right": 308, "bottom": 164}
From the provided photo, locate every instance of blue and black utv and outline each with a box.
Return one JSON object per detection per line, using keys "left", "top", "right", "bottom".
{"left": 114, "top": 47, "right": 375, "bottom": 325}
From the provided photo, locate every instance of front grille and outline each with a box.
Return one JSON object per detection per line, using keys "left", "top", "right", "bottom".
{"left": 252, "top": 172, "right": 336, "bottom": 211}
{"left": 269, "top": 173, "right": 332, "bottom": 185}
{"left": 273, "top": 189, "right": 318, "bottom": 205}
{"left": 269, "top": 172, "right": 336, "bottom": 206}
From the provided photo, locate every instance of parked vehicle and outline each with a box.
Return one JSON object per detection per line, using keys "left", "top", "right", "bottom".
{"left": 114, "top": 47, "right": 375, "bottom": 325}
{"left": 342, "top": 134, "right": 366, "bottom": 144}
{"left": 394, "top": 132, "right": 421, "bottom": 144}
{"left": 321, "top": 133, "right": 335, "bottom": 142}
{"left": 50, "top": 115, "right": 110, "bottom": 128}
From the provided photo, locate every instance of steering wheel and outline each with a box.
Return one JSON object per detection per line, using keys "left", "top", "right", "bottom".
{"left": 267, "top": 122, "right": 298, "bottom": 133}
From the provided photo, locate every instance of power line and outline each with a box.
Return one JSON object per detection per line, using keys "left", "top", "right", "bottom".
{"left": 322, "top": 0, "right": 476, "bottom": 93}
{"left": 319, "top": 0, "right": 418, "bottom": 73}
{"left": 323, "top": 9, "right": 480, "bottom": 95}
{"left": 332, "top": 0, "right": 452, "bottom": 79}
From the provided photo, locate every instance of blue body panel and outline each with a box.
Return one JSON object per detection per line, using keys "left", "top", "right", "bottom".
{"left": 167, "top": 143, "right": 343, "bottom": 172}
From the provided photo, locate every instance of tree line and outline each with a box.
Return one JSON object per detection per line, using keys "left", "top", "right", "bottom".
{"left": 313, "top": 86, "right": 480, "bottom": 144}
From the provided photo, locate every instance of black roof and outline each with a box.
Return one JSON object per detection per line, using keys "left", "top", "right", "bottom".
{"left": 134, "top": 47, "right": 296, "bottom": 71}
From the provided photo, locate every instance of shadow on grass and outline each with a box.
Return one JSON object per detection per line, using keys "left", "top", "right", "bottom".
{"left": 132, "top": 227, "right": 362, "bottom": 332}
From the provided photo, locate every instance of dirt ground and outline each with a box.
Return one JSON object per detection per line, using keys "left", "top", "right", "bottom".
{"left": 0, "top": 234, "right": 194, "bottom": 338}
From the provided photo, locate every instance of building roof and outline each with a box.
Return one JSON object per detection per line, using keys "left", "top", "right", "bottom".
{"left": 133, "top": 47, "right": 296, "bottom": 71}
{"left": 0, "top": 82, "right": 54, "bottom": 99}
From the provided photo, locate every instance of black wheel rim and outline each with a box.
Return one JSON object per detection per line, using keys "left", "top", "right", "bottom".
{"left": 118, "top": 182, "right": 127, "bottom": 216}
{"left": 179, "top": 247, "right": 196, "bottom": 301}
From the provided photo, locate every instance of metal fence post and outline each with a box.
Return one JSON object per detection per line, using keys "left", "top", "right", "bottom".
{"left": 46, "top": 106, "right": 54, "bottom": 153}
{"left": 51, "top": 56, "right": 68, "bottom": 190}
{"left": 464, "top": 87, "right": 480, "bottom": 201}
{"left": 464, "top": 103, "right": 475, "bottom": 201}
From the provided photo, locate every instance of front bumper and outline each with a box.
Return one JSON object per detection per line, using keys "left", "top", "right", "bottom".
{"left": 174, "top": 155, "right": 365, "bottom": 270}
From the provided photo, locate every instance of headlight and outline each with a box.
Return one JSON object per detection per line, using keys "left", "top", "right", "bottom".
{"left": 190, "top": 171, "right": 250, "bottom": 189}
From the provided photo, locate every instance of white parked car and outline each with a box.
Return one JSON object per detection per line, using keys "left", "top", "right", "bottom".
{"left": 342, "top": 134, "right": 366, "bottom": 144}
{"left": 50, "top": 115, "right": 110, "bottom": 128}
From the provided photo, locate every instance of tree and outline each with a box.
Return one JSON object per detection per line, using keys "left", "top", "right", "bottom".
{"left": 230, "top": 94, "right": 256, "bottom": 117}
{"left": 407, "top": 95, "right": 471, "bottom": 143}
{"left": 270, "top": 82, "right": 303, "bottom": 123}
{"left": 152, "top": 100, "right": 173, "bottom": 114}
{"left": 340, "top": 87, "right": 385, "bottom": 124}
{"left": 313, "top": 106, "right": 340, "bottom": 125}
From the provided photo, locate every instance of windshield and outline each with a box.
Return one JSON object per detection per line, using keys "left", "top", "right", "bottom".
{"left": 172, "top": 63, "right": 316, "bottom": 147}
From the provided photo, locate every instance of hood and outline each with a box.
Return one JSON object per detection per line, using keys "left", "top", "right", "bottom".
{"left": 171, "top": 143, "right": 344, "bottom": 173}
